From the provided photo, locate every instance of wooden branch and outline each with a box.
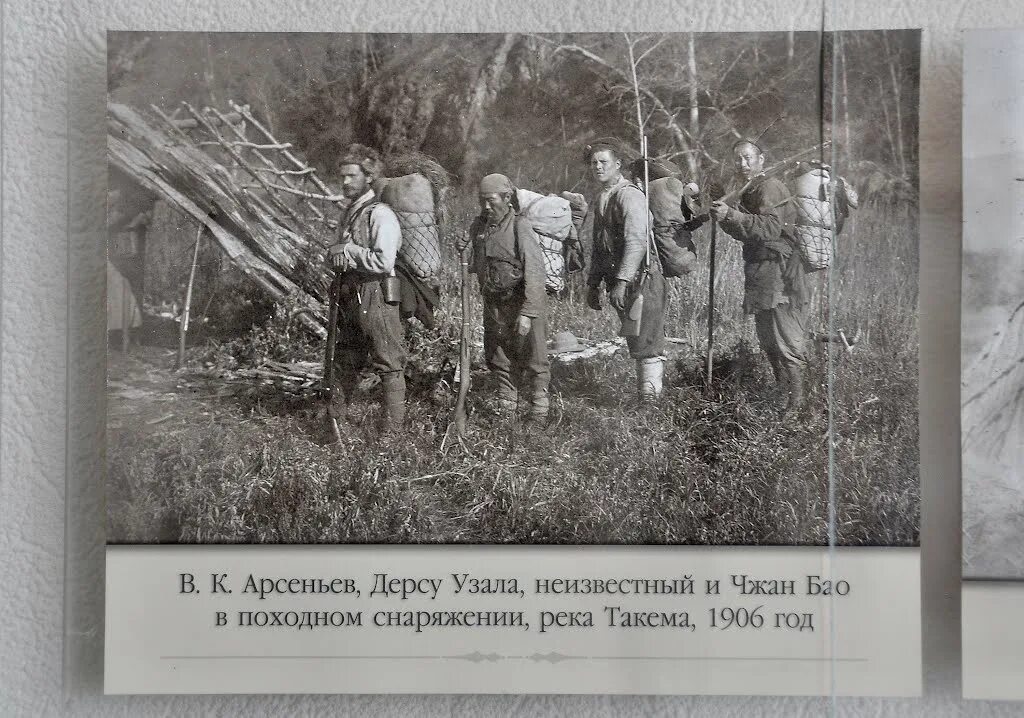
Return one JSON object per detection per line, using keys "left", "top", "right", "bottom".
{"left": 183, "top": 102, "right": 311, "bottom": 233}
{"left": 243, "top": 182, "right": 346, "bottom": 202}
{"left": 198, "top": 140, "right": 293, "bottom": 150}
{"left": 231, "top": 101, "right": 336, "bottom": 197}
{"left": 254, "top": 166, "right": 315, "bottom": 176}
{"left": 170, "top": 111, "right": 243, "bottom": 129}
{"left": 206, "top": 107, "right": 330, "bottom": 228}
{"left": 151, "top": 104, "right": 194, "bottom": 143}
{"left": 635, "top": 37, "right": 665, "bottom": 65}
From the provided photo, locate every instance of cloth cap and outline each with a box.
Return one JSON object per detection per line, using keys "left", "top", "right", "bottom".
{"left": 732, "top": 137, "right": 765, "bottom": 155}
{"left": 478, "top": 173, "right": 514, "bottom": 195}
{"left": 582, "top": 137, "right": 625, "bottom": 163}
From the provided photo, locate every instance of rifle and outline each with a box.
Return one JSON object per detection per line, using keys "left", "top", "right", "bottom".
{"left": 322, "top": 270, "right": 344, "bottom": 444}
{"left": 453, "top": 244, "right": 472, "bottom": 438}
{"left": 691, "top": 140, "right": 833, "bottom": 218}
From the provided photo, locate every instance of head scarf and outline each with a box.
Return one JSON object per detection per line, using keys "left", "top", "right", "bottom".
{"left": 478, "top": 173, "right": 514, "bottom": 195}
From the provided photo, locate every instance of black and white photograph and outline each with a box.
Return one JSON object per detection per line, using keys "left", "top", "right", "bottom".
{"left": 106, "top": 30, "right": 921, "bottom": 547}
{"left": 961, "top": 30, "right": 1024, "bottom": 579}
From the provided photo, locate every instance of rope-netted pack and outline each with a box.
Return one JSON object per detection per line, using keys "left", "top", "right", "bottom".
{"left": 377, "top": 173, "right": 442, "bottom": 279}
{"left": 790, "top": 168, "right": 834, "bottom": 272}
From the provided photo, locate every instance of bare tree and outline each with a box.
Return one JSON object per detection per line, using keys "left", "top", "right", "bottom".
{"left": 460, "top": 33, "right": 518, "bottom": 179}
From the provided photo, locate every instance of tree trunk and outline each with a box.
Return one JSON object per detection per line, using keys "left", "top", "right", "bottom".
{"left": 882, "top": 32, "right": 908, "bottom": 178}
{"left": 460, "top": 33, "right": 518, "bottom": 180}
{"left": 686, "top": 33, "right": 700, "bottom": 176}
{"left": 204, "top": 35, "right": 219, "bottom": 108}
{"left": 840, "top": 33, "right": 852, "bottom": 164}
{"left": 360, "top": 33, "right": 370, "bottom": 89}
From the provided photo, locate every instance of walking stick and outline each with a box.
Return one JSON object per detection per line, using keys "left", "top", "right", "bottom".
{"left": 323, "top": 270, "right": 344, "bottom": 445}
{"left": 706, "top": 220, "right": 717, "bottom": 389}
{"left": 454, "top": 245, "right": 472, "bottom": 438}
{"left": 177, "top": 225, "right": 204, "bottom": 369}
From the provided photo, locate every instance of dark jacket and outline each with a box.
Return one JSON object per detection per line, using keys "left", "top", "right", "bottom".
{"left": 469, "top": 208, "right": 546, "bottom": 318}
{"left": 717, "top": 175, "right": 809, "bottom": 313}
{"left": 587, "top": 177, "right": 657, "bottom": 288}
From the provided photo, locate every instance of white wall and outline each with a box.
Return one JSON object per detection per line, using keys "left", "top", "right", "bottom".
{"left": 4, "top": 0, "right": 1024, "bottom": 714}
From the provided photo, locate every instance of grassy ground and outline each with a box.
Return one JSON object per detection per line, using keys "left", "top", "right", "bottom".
{"left": 106, "top": 203, "right": 919, "bottom": 545}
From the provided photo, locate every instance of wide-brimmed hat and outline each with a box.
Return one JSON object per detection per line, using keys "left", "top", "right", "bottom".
{"left": 548, "top": 330, "right": 585, "bottom": 354}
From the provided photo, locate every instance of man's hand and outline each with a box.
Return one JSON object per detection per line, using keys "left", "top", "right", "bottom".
{"left": 710, "top": 200, "right": 731, "bottom": 223}
{"left": 516, "top": 314, "right": 532, "bottom": 337}
{"left": 609, "top": 280, "right": 628, "bottom": 311}
{"left": 328, "top": 243, "right": 350, "bottom": 271}
{"left": 454, "top": 230, "right": 473, "bottom": 253}
{"left": 586, "top": 285, "right": 603, "bottom": 311}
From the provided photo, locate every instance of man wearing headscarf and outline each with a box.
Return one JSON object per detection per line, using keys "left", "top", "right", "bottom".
{"left": 468, "top": 173, "right": 550, "bottom": 423}
{"left": 710, "top": 139, "right": 810, "bottom": 417}
{"left": 326, "top": 143, "right": 408, "bottom": 428}
{"left": 585, "top": 140, "right": 667, "bottom": 401}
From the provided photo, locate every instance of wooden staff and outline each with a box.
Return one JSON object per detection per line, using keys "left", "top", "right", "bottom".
{"left": 454, "top": 245, "right": 472, "bottom": 438}
{"left": 706, "top": 220, "right": 717, "bottom": 389}
{"left": 177, "top": 225, "right": 204, "bottom": 369}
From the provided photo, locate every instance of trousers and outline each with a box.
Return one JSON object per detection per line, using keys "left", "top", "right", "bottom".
{"left": 483, "top": 298, "right": 550, "bottom": 406}
{"left": 333, "top": 279, "right": 408, "bottom": 398}
{"left": 754, "top": 300, "right": 809, "bottom": 371}
{"left": 614, "top": 268, "right": 667, "bottom": 360}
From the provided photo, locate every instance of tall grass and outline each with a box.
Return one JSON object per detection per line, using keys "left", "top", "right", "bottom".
{"left": 107, "top": 203, "right": 919, "bottom": 545}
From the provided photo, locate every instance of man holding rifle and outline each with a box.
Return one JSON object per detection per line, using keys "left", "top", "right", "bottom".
{"left": 710, "top": 138, "right": 811, "bottom": 418}
{"left": 325, "top": 144, "right": 408, "bottom": 429}
{"left": 585, "top": 139, "right": 667, "bottom": 402}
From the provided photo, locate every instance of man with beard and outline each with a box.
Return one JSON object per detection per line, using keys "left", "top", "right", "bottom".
{"left": 711, "top": 139, "right": 811, "bottom": 417}
{"left": 326, "top": 144, "right": 408, "bottom": 428}
{"left": 468, "top": 173, "right": 550, "bottom": 424}
{"left": 585, "top": 140, "right": 667, "bottom": 401}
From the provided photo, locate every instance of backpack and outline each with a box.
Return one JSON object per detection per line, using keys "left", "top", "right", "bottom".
{"left": 515, "top": 189, "right": 574, "bottom": 293}
{"left": 646, "top": 177, "right": 697, "bottom": 278}
{"left": 376, "top": 173, "right": 442, "bottom": 279}
{"left": 788, "top": 165, "right": 856, "bottom": 272}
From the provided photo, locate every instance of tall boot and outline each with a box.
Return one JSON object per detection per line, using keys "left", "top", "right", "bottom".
{"left": 492, "top": 370, "right": 518, "bottom": 417}
{"left": 765, "top": 353, "right": 788, "bottom": 405}
{"left": 381, "top": 372, "right": 406, "bottom": 428}
{"left": 526, "top": 380, "right": 550, "bottom": 425}
{"left": 327, "top": 363, "right": 355, "bottom": 424}
{"left": 781, "top": 363, "right": 806, "bottom": 419}
{"left": 637, "top": 357, "right": 665, "bottom": 402}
